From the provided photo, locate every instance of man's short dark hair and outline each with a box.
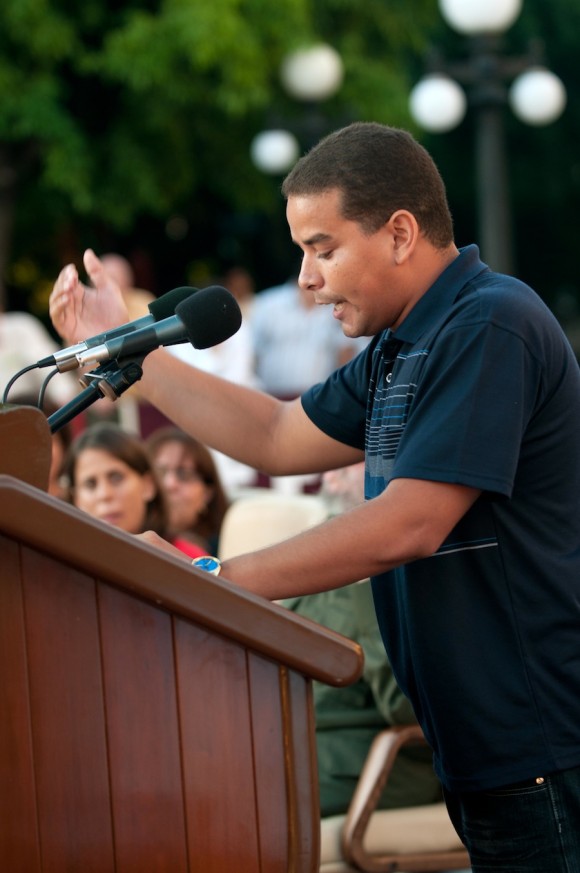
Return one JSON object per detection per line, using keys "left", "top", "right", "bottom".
{"left": 282, "top": 122, "right": 454, "bottom": 248}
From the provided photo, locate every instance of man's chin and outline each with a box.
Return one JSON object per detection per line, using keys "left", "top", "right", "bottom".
{"left": 336, "top": 315, "right": 353, "bottom": 335}
{"left": 341, "top": 321, "right": 362, "bottom": 339}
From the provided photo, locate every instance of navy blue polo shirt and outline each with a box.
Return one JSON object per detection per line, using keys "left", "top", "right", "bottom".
{"left": 302, "top": 245, "right": 580, "bottom": 792}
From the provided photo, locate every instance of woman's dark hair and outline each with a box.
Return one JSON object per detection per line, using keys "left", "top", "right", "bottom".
{"left": 61, "top": 422, "right": 168, "bottom": 535}
{"left": 146, "top": 426, "right": 229, "bottom": 545}
{"left": 282, "top": 121, "right": 454, "bottom": 248}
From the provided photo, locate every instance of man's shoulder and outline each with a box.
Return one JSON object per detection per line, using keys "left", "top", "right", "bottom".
{"left": 446, "top": 270, "right": 558, "bottom": 344}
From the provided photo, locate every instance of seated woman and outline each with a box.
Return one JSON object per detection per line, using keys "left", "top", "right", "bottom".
{"left": 146, "top": 426, "right": 229, "bottom": 556}
{"left": 60, "top": 422, "right": 208, "bottom": 559}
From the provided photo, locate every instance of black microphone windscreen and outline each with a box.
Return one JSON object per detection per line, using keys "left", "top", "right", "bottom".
{"left": 175, "top": 285, "right": 242, "bottom": 350}
{"left": 148, "top": 286, "right": 197, "bottom": 321}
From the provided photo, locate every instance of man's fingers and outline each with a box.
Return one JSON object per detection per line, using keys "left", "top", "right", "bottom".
{"left": 50, "top": 264, "right": 76, "bottom": 301}
{"left": 49, "top": 265, "right": 75, "bottom": 316}
{"left": 49, "top": 249, "right": 129, "bottom": 342}
{"left": 83, "top": 248, "right": 111, "bottom": 292}
{"left": 62, "top": 263, "right": 78, "bottom": 292}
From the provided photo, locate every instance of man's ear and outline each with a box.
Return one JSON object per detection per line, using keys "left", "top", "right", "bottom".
{"left": 388, "top": 210, "right": 420, "bottom": 263}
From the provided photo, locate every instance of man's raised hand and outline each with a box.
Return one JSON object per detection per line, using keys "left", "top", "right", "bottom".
{"left": 49, "top": 248, "right": 130, "bottom": 344}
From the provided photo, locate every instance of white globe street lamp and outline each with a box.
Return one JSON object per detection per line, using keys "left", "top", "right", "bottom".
{"left": 409, "top": 73, "right": 467, "bottom": 133}
{"left": 251, "top": 43, "right": 344, "bottom": 176}
{"left": 410, "top": 0, "right": 566, "bottom": 275}
{"left": 439, "top": 0, "right": 522, "bottom": 35}
{"left": 250, "top": 129, "right": 300, "bottom": 175}
{"left": 280, "top": 44, "right": 344, "bottom": 102}
{"left": 509, "top": 67, "right": 567, "bottom": 126}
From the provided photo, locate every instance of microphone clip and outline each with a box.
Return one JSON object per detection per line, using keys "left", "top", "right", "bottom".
{"left": 78, "top": 357, "right": 144, "bottom": 400}
{"left": 48, "top": 355, "right": 145, "bottom": 434}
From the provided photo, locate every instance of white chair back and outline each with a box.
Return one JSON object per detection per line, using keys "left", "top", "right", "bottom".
{"left": 218, "top": 491, "right": 329, "bottom": 560}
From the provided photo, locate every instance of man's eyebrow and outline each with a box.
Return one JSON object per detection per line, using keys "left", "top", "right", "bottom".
{"left": 302, "top": 232, "right": 332, "bottom": 246}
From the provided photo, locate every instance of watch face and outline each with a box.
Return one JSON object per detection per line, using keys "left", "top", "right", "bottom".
{"left": 193, "top": 556, "right": 221, "bottom": 575}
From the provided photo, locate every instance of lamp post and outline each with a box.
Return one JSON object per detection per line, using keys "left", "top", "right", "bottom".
{"left": 409, "top": 0, "right": 566, "bottom": 275}
{"left": 250, "top": 43, "right": 344, "bottom": 176}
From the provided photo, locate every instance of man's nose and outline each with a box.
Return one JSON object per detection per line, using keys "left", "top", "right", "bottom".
{"left": 298, "top": 258, "right": 322, "bottom": 292}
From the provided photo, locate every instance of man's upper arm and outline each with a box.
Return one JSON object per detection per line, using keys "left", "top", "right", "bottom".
{"left": 274, "top": 398, "right": 364, "bottom": 474}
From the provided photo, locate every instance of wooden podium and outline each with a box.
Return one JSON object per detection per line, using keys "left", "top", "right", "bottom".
{"left": 0, "top": 405, "right": 363, "bottom": 873}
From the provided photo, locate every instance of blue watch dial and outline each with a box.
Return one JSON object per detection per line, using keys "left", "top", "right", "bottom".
{"left": 193, "top": 556, "right": 221, "bottom": 575}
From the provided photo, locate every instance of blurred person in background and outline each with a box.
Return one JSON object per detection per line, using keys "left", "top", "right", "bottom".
{"left": 61, "top": 422, "right": 207, "bottom": 559}
{"left": 221, "top": 264, "right": 256, "bottom": 324}
{"left": 165, "top": 273, "right": 262, "bottom": 495}
{"left": 250, "top": 277, "right": 368, "bottom": 495}
{"left": 251, "top": 276, "right": 367, "bottom": 400}
{"left": 282, "top": 461, "right": 441, "bottom": 816}
{"left": 146, "top": 426, "right": 229, "bottom": 556}
{"left": 0, "top": 306, "right": 78, "bottom": 409}
{"left": 100, "top": 252, "right": 155, "bottom": 319}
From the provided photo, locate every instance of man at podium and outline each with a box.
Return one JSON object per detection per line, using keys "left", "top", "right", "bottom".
{"left": 49, "top": 122, "right": 580, "bottom": 873}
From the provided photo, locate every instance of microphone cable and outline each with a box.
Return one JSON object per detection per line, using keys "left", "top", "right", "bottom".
{"left": 2, "top": 361, "right": 64, "bottom": 414}
{"left": 37, "top": 367, "right": 61, "bottom": 411}
{"left": 2, "top": 363, "right": 41, "bottom": 404}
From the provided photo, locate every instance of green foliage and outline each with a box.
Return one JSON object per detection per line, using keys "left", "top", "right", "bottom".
{"left": 0, "top": 0, "right": 439, "bottom": 307}
{"left": 11, "top": 0, "right": 578, "bottom": 315}
{"left": 1, "top": 0, "right": 77, "bottom": 60}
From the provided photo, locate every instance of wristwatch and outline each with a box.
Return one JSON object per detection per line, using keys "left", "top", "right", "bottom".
{"left": 191, "top": 555, "right": 222, "bottom": 576}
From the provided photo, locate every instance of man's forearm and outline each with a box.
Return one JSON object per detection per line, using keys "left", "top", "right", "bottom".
{"left": 220, "top": 478, "right": 481, "bottom": 600}
{"left": 138, "top": 348, "right": 360, "bottom": 477}
{"left": 139, "top": 349, "right": 285, "bottom": 470}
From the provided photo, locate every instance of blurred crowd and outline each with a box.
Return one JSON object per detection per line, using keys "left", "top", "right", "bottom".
{"left": 1, "top": 254, "right": 369, "bottom": 500}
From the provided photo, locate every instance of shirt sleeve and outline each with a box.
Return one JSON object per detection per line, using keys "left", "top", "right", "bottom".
{"left": 391, "top": 320, "right": 543, "bottom": 495}
{"left": 301, "top": 337, "right": 379, "bottom": 450}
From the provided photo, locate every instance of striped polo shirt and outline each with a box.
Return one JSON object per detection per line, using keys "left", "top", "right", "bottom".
{"left": 302, "top": 245, "right": 580, "bottom": 791}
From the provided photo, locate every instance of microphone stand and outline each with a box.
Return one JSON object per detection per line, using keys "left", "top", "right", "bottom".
{"left": 48, "top": 355, "right": 146, "bottom": 434}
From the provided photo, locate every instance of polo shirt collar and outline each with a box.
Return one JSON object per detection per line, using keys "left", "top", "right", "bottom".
{"left": 392, "top": 244, "right": 489, "bottom": 345}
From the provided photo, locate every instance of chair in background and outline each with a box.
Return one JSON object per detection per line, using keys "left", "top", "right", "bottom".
{"left": 320, "top": 725, "right": 470, "bottom": 873}
{"left": 218, "top": 491, "right": 329, "bottom": 560}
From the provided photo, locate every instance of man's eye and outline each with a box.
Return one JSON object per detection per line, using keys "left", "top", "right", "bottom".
{"left": 317, "top": 250, "right": 333, "bottom": 260}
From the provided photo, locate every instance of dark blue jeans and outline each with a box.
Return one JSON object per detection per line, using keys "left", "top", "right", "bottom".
{"left": 443, "top": 764, "right": 580, "bottom": 872}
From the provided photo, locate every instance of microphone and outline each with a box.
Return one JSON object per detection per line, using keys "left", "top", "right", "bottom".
{"left": 38, "top": 285, "right": 198, "bottom": 371}
{"left": 73, "top": 285, "right": 241, "bottom": 368}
